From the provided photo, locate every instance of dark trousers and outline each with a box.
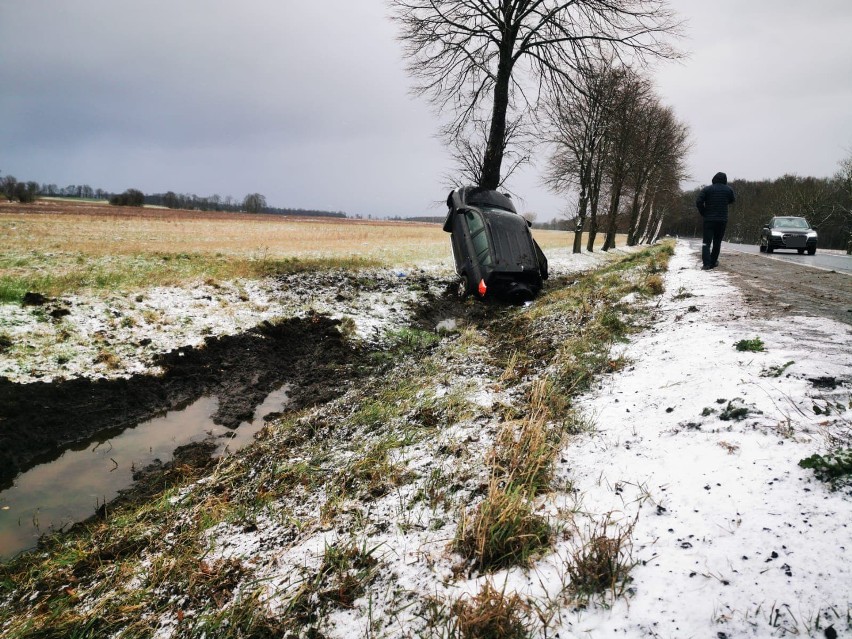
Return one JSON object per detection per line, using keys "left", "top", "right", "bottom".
{"left": 702, "top": 220, "right": 727, "bottom": 267}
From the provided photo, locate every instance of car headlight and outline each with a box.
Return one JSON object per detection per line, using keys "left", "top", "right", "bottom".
{"left": 770, "top": 231, "right": 783, "bottom": 237}
{"left": 807, "top": 231, "right": 817, "bottom": 238}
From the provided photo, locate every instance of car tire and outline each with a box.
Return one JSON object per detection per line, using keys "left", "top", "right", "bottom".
{"left": 767, "top": 244, "right": 774, "bottom": 254}
{"left": 798, "top": 248, "right": 805, "bottom": 255}
{"left": 457, "top": 273, "right": 477, "bottom": 299}
{"left": 759, "top": 242, "right": 766, "bottom": 253}
{"left": 808, "top": 247, "right": 816, "bottom": 255}
{"left": 457, "top": 276, "right": 470, "bottom": 299}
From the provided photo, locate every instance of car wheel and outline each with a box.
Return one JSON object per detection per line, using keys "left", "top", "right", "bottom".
{"left": 808, "top": 247, "right": 816, "bottom": 255}
{"left": 457, "top": 274, "right": 475, "bottom": 299}
{"left": 766, "top": 244, "right": 774, "bottom": 254}
{"left": 457, "top": 277, "right": 469, "bottom": 299}
{"left": 759, "top": 242, "right": 766, "bottom": 253}
{"left": 798, "top": 248, "right": 805, "bottom": 255}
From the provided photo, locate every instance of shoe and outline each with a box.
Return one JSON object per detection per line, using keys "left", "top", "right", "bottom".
{"left": 712, "top": 261, "right": 719, "bottom": 268}
{"left": 701, "top": 265, "right": 712, "bottom": 270}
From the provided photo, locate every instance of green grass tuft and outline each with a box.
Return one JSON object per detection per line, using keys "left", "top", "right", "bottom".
{"left": 799, "top": 449, "right": 852, "bottom": 488}
{"left": 735, "top": 337, "right": 765, "bottom": 352}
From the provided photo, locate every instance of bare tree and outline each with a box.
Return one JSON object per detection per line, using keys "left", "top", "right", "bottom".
{"left": 446, "top": 114, "right": 530, "bottom": 187}
{"left": 14, "top": 182, "right": 40, "bottom": 204}
{"left": 390, "top": 0, "right": 681, "bottom": 190}
{"left": 243, "top": 193, "right": 267, "bottom": 214}
{"left": 1, "top": 174, "right": 17, "bottom": 202}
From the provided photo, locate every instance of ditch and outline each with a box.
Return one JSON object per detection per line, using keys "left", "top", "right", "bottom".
{"left": 0, "top": 314, "right": 365, "bottom": 559}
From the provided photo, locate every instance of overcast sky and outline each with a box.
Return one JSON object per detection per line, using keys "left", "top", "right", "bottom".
{"left": 1, "top": 1, "right": 851, "bottom": 220}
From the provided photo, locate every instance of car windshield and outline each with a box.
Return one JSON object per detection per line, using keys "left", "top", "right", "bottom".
{"left": 773, "top": 217, "right": 809, "bottom": 229}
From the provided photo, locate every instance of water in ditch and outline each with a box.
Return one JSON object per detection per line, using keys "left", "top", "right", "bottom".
{"left": 0, "top": 385, "right": 290, "bottom": 561}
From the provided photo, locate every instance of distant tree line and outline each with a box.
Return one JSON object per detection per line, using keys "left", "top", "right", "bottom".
{"left": 532, "top": 218, "right": 573, "bottom": 232}
{"left": 0, "top": 174, "right": 349, "bottom": 219}
{"left": 389, "top": 216, "right": 444, "bottom": 224}
{"left": 151, "top": 190, "right": 347, "bottom": 218}
{"left": 0, "top": 174, "right": 40, "bottom": 203}
{"left": 659, "top": 153, "right": 852, "bottom": 251}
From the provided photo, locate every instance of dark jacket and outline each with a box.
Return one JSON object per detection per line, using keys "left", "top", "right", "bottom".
{"left": 696, "top": 172, "right": 735, "bottom": 221}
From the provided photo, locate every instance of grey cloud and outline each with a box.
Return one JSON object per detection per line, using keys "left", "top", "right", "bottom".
{"left": 2, "top": 0, "right": 850, "bottom": 218}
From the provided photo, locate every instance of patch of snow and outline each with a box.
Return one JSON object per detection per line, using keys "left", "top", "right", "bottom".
{"left": 436, "top": 318, "right": 458, "bottom": 333}
{"left": 201, "top": 240, "right": 849, "bottom": 638}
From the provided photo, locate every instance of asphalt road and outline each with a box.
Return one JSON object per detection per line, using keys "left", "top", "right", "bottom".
{"left": 684, "top": 239, "right": 852, "bottom": 326}
{"left": 725, "top": 241, "right": 852, "bottom": 274}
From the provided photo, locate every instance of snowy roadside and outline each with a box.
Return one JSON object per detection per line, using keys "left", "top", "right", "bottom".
{"left": 538, "top": 241, "right": 852, "bottom": 636}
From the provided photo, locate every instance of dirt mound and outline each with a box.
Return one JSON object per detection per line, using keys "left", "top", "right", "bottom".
{"left": 0, "top": 314, "right": 360, "bottom": 486}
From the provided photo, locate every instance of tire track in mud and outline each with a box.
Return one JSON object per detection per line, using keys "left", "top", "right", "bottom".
{"left": 0, "top": 314, "right": 359, "bottom": 486}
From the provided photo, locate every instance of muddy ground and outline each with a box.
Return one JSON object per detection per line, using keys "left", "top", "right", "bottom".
{"left": 0, "top": 314, "right": 361, "bottom": 487}
{"left": 0, "top": 268, "right": 484, "bottom": 488}
{"left": 716, "top": 249, "right": 852, "bottom": 325}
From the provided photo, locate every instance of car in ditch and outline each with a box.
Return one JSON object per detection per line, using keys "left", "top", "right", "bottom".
{"left": 759, "top": 216, "right": 818, "bottom": 255}
{"left": 443, "top": 186, "right": 548, "bottom": 302}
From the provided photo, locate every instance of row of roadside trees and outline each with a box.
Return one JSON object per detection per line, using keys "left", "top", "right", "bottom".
{"left": 543, "top": 63, "right": 689, "bottom": 252}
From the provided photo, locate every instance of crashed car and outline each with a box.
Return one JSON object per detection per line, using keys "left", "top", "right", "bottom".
{"left": 759, "top": 216, "right": 818, "bottom": 255}
{"left": 443, "top": 186, "right": 548, "bottom": 302}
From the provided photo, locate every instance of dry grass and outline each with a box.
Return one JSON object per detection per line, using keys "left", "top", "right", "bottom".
{"left": 0, "top": 199, "right": 574, "bottom": 262}
{"left": 455, "top": 480, "right": 551, "bottom": 572}
{"left": 451, "top": 583, "right": 532, "bottom": 639}
{"left": 0, "top": 199, "right": 581, "bottom": 300}
{"left": 1, "top": 208, "right": 445, "bottom": 263}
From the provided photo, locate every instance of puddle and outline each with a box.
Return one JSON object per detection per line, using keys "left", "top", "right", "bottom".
{"left": 0, "top": 386, "right": 290, "bottom": 561}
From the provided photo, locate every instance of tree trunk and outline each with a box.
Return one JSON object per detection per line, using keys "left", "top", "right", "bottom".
{"left": 635, "top": 188, "right": 655, "bottom": 243}
{"left": 602, "top": 180, "right": 623, "bottom": 251}
{"left": 573, "top": 189, "right": 588, "bottom": 254}
{"left": 479, "top": 50, "right": 514, "bottom": 190}
{"left": 586, "top": 156, "right": 605, "bottom": 252}
{"left": 573, "top": 156, "right": 592, "bottom": 253}
{"left": 625, "top": 189, "right": 642, "bottom": 246}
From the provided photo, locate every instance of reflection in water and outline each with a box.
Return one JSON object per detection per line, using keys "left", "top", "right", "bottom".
{"left": 0, "top": 386, "right": 290, "bottom": 560}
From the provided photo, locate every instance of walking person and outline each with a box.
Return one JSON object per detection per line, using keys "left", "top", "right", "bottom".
{"left": 696, "top": 172, "right": 735, "bottom": 269}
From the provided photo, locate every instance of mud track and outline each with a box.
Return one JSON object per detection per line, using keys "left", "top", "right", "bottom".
{"left": 0, "top": 314, "right": 361, "bottom": 486}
